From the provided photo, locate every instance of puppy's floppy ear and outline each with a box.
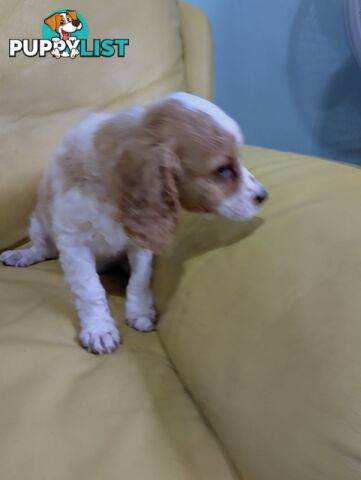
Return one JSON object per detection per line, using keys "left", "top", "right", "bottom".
{"left": 115, "top": 140, "right": 180, "bottom": 254}
{"left": 44, "top": 13, "right": 61, "bottom": 32}
{"left": 66, "top": 10, "right": 78, "bottom": 21}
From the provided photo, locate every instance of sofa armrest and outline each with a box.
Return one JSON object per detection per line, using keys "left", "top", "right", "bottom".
{"left": 155, "top": 145, "right": 361, "bottom": 480}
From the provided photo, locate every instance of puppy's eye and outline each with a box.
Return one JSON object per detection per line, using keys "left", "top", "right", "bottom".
{"left": 60, "top": 18, "right": 65, "bottom": 25}
{"left": 216, "top": 165, "right": 237, "bottom": 179}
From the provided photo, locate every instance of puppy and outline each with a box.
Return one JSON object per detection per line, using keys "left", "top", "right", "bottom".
{"left": 44, "top": 10, "right": 82, "bottom": 58}
{"left": 0, "top": 92, "right": 268, "bottom": 354}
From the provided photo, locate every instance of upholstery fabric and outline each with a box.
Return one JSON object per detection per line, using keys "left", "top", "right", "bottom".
{"left": 0, "top": 260, "right": 237, "bottom": 480}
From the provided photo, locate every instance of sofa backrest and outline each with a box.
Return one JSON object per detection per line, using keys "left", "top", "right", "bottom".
{"left": 0, "top": 0, "right": 188, "bottom": 249}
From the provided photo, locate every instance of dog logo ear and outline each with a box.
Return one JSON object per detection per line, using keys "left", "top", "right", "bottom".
{"left": 66, "top": 10, "right": 78, "bottom": 21}
{"left": 44, "top": 13, "right": 60, "bottom": 32}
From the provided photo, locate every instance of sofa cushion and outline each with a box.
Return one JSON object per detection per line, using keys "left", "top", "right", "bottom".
{"left": 155, "top": 146, "right": 361, "bottom": 480}
{"left": 0, "top": 259, "right": 237, "bottom": 480}
{"left": 0, "top": 0, "right": 185, "bottom": 250}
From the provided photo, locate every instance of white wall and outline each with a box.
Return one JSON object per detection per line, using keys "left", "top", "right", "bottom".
{"left": 189, "top": 0, "right": 361, "bottom": 164}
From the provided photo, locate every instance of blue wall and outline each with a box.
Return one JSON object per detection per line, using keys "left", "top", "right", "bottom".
{"left": 188, "top": 0, "right": 361, "bottom": 165}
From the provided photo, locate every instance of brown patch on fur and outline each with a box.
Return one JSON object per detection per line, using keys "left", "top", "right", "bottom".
{"left": 59, "top": 111, "right": 142, "bottom": 199}
{"left": 144, "top": 100, "right": 236, "bottom": 156}
{"left": 112, "top": 138, "right": 180, "bottom": 254}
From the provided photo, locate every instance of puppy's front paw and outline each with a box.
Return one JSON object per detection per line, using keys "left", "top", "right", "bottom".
{"left": 127, "top": 316, "right": 155, "bottom": 332}
{"left": 80, "top": 323, "right": 121, "bottom": 354}
{"left": 125, "top": 294, "right": 157, "bottom": 333}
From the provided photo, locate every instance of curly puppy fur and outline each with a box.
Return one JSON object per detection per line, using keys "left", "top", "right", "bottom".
{"left": 0, "top": 92, "right": 267, "bottom": 354}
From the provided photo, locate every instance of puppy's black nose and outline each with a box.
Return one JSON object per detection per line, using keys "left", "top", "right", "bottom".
{"left": 72, "top": 19, "right": 80, "bottom": 27}
{"left": 254, "top": 190, "right": 268, "bottom": 204}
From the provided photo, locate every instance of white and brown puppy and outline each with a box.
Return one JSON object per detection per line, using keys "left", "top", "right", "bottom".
{"left": 44, "top": 10, "right": 82, "bottom": 58}
{"left": 0, "top": 92, "right": 267, "bottom": 354}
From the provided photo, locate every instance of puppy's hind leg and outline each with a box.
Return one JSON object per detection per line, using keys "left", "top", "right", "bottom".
{"left": 0, "top": 214, "right": 57, "bottom": 267}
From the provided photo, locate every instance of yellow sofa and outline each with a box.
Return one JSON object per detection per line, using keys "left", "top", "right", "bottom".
{"left": 2, "top": 2, "right": 361, "bottom": 479}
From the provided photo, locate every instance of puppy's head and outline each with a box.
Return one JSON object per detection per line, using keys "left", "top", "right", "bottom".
{"left": 115, "top": 95, "right": 267, "bottom": 253}
{"left": 144, "top": 98, "right": 268, "bottom": 221}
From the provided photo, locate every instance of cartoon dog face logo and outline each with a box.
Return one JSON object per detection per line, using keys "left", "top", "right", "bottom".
{"left": 44, "top": 10, "right": 83, "bottom": 58}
